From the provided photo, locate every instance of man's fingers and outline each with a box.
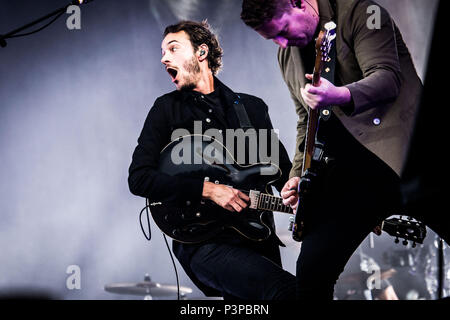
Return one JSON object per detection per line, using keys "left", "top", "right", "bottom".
{"left": 282, "top": 195, "right": 298, "bottom": 206}
{"left": 235, "top": 197, "right": 248, "bottom": 210}
{"left": 373, "top": 226, "right": 382, "bottom": 236}
{"left": 237, "top": 190, "right": 250, "bottom": 202}
{"left": 231, "top": 201, "right": 244, "bottom": 212}
{"left": 224, "top": 204, "right": 235, "bottom": 212}
{"left": 281, "top": 189, "right": 296, "bottom": 199}
{"left": 305, "top": 84, "right": 320, "bottom": 95}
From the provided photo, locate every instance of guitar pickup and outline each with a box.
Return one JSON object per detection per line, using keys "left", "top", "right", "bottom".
{"left": 248, "top": 190, "right": 260, "bottom": 210}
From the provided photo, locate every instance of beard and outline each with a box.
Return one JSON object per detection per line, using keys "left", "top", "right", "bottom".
{"left": 179, "top": 55, "right": 201, "bottom": 91}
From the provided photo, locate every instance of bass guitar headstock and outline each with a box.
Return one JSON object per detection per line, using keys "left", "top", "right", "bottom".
{"left": 382, "top": 216, "right": 427, "bottom": 248}
{"left": 313, "top": 21, "right": 336, "bottom": 85}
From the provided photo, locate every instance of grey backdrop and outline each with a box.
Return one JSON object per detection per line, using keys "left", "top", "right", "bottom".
{"left": 0, "top": 0, "right": 440, "bottom": 299}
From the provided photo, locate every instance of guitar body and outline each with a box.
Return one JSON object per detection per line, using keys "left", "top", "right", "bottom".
{"left": 150, "top": 201, "right": 273, "bottom": 244}
{"left": 150, "top": 134, "right": 284, "bottom": 243}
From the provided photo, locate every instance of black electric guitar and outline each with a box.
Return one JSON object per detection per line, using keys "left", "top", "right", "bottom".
{"left": 149, "top": 134, "right": 293, "bottom": 243}
{"left": 292, "top": 22, "right": 337, "bottom": 242}
{"left": 148, "top": 134, "right": 427, "bottom": 245}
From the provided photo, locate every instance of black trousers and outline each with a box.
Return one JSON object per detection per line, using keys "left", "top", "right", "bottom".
{"left": 295, "top": 111, "right": 450, "bottom": 299}
{"left": 295, "top": 122, "right": 405, "bottom": 300}
{"left": 188, "top": 240, "right": 296, "bottom": 300}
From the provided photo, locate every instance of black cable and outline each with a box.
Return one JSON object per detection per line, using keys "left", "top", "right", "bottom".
{"left": 139, "top": 199, "right": 180, "bottom": 300}
{"left": 7, "top": 10, "right": 66, "bottom": 39}
{"left": 139, "top": 200, "right": 151, "bottom": 241}
{"left": 163, "top": 233, "right": 181, "bottom": 300}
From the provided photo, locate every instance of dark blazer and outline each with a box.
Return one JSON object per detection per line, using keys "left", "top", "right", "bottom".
{"left": 128, "top": 77, "right": 292, "bottom": 295}
{"left": 278, "top": 0, "right": 423, "bottom": 178}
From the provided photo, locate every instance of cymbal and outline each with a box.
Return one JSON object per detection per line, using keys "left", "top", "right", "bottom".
{"left": 104, "top": 275, "right": 192, "bottom": 297}
{"left": 339, "top": 268, "right": 397, "bottom": 284}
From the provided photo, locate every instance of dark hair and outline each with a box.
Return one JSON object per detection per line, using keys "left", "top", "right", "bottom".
{"left": 164, "top": 20, "right": 223, "bottom": 75}
{"left": 241, "top": 0, "right": 293, "bottom": 29}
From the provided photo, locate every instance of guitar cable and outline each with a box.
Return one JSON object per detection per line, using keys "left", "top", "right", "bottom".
{"left": 139, "top": 198, "right": 181, "bottom": 300}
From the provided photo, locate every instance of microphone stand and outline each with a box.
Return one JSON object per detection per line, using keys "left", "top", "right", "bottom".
{"left": 0, "top": 0, "right": 94, "bottom": 48}
{"left": 437, "top": 236, "right": 444, "bottom": 299}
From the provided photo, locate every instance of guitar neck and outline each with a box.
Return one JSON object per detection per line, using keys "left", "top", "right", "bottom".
{"left": 302, "top": 36, "right": 325, "bottom": 176}
{"left": 249, "top": 191, "right": 292, "bottom": 214}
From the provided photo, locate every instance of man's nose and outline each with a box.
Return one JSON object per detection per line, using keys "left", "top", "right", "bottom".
{"left": 161, "top": 52, "right": 170, "bottom": 65}
{"left": 273, "top": 36, "right": 288, "bottom": 49}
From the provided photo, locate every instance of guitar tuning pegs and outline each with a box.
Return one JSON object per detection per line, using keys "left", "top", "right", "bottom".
{"left": 403, "top": 239, "right": 408, "bottom": 246}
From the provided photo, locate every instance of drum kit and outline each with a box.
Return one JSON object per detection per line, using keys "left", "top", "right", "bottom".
{"left": 104, "top": 273, "right": 222, "bottom": 300}
{"left": 333, "top": 233, "right": 449, "bottom": 300}
{"left": 104, "top": 273, "right": 193, "bottom": 300}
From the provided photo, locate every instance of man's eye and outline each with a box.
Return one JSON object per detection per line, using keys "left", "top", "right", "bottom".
{"left": 170, "top": 47, "right": 178, "bottom": 52}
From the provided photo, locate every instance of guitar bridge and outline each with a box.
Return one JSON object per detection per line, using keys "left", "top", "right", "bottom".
{"left": 248, "top": 190, "right": 260, "bottom": 210}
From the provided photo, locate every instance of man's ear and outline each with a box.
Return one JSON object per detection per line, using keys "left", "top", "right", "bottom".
{"left": 198, "top": 44, "right": 209, "bottom": 61}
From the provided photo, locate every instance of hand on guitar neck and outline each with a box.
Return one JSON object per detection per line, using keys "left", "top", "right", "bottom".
{"left": 300, "top": 73, "right": 351, "bottom": 110}
{"left": 202, "top": 181, "right": 250, "bottom": 213}
{"left": 280, "top": 177, "right": 301, "bottom": 214}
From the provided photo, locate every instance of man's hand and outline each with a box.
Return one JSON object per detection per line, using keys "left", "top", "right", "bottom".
{"left": 373, "top": 225, "right": 382, "bottom": 236}
{"left": 202, "top": 181, "right": 249, "bottom": 212}
{"left": 374, "top": 285, "right": 399, "bottom": 300}
{"left": 300, "top": 74, "right": 351, "bottom": 110}
{"left": 281, "top": 177, "right": 300, "bottom": 213}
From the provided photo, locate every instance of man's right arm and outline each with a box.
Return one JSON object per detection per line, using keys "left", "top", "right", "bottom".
{"left": 128, "top": 99, "right": 204, "bottom": 207}
{"left": 128, "top": 98, "right": 249, "bottom": 211}
{"left": 288, "top": 89, "right": 308, "bottom": 179}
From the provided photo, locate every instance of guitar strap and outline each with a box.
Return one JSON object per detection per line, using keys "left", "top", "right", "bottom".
{"left": 216, "top": 79, "right": 254, "bottom": 130}
{"left": 232, "top": 96, "right": 254, "bottom": 130}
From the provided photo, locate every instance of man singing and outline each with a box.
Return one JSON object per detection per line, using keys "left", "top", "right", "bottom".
{"left": 128, "top": 20, "right": 296, "bottom": 300}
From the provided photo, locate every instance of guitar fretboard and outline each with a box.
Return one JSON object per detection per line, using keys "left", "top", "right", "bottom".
{"left": 257, "top": 193, "right": 292, "bottom": 213}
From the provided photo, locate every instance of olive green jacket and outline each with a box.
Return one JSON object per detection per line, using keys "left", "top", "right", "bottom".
{"left": 278, "top": 0, "right": 423, "bottom": 178}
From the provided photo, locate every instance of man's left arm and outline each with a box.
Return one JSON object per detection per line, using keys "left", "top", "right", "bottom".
{"left": 302, "top": 1, "right": 402, "bottom": 115}
{"left": 343, "top": 1, "right": 402, "bottom": 116}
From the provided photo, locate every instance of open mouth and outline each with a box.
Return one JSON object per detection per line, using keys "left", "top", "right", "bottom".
{"left": 166, "top": 67, "right": 178, "bottom": 83}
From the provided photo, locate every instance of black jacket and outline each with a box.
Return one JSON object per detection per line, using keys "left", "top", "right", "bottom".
{"left": 128, "top": 77, "right": 292, "bottom": 295}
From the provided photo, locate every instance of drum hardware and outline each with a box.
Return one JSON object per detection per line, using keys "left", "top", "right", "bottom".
{"left": 104, "top": 273, "right": 192, "bottom": 300}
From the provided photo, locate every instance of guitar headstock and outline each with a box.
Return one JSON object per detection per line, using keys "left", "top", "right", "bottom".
{"left": 313, "top": 21, "right": 336, "bottom": 85}
{"left": 382, "top": 216, "right": 427, "bottom": 247}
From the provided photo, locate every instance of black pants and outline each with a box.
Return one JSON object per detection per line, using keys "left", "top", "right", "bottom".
{"left": 188, "top": 241, "right": 296, "bottom": 300}
{"left": 295, "top": 134, "right": 404, "bottom": 300}
{"left": 295, "top": 111, "right": 450, "bottom": 299}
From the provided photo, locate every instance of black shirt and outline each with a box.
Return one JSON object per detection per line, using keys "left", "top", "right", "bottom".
{"left": 128, "top": 77, "right": 292, "bottom": 295}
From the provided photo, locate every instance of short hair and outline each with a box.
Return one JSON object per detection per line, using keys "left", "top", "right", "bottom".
{"left": 163, "top": 20, "right": 223, "bottom": 75}
{"left": 241, "top": 0, "right": 293, "bottom": 29}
